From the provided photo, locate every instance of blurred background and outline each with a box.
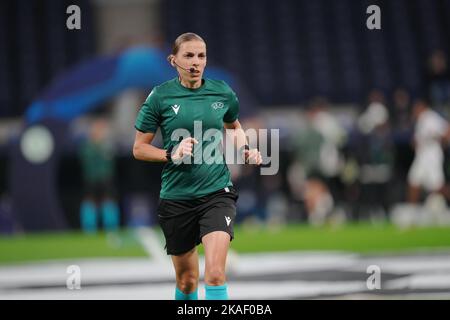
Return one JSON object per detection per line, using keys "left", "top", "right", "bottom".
{"left": 1, "top": 0, "right": 450, "bottom": 300}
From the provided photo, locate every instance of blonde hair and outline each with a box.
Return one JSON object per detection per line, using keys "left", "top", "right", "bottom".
{"left": 166, "top": 32, "right": 206, "bottom": 63}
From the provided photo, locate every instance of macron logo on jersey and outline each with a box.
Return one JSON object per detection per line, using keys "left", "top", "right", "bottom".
{"left": 171, "top": 104, "right": 180, "bottom": 115}
{"left": 225, "top": 216, "right": 232, "bottom": 226}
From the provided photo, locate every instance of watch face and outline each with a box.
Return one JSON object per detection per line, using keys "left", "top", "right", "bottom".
{"left": 20, "top": 125, "right": 55, "bottom": 164}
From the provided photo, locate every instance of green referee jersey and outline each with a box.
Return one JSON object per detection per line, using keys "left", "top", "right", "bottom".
{"left": 135, "top": 77, "right": 240, "bottom": 200}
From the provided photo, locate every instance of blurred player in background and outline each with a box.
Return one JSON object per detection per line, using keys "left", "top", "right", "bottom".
{"left": 79, "top": 118, "right": 120, "bottom": 233}
{"left": 133, "top": 33, "right": 262, "bottom": 300}
{"left": 407, "top": 99, "right": 450, "bottom": 203}
{"left": 426, "top": 50, "right": 450, "bottom": 107}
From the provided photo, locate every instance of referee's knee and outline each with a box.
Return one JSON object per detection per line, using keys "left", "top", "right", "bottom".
{"left": 204, "top": 268, "right": 226, "bottom": 286}
{"left": 177, "top": 272, "right": 199, "bottom": 293}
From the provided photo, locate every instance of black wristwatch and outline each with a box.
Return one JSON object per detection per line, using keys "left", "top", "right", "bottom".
{"left": 166, "top": 145, "right": 174, "bottom": 163}
{"left": 239, "top": 145, "right": 250, "bottom": 164}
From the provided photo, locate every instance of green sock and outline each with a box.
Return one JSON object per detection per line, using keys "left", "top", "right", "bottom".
{"left": 175, "top": 287, "right": 198, "bottom": 300}
{"left": 205, "top": 283, "right": 228, "bottom": 300}
{"left": 80, "top": 201, "right": 97, "bottom": 233}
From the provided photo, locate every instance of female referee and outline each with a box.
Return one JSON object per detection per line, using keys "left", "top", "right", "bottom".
{"left": 133, "top": 32, "right": 262, "bottom": 300}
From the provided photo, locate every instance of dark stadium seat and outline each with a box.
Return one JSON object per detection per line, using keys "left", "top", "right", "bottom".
{"left": 162, "top": 0, "right": 450, "bottom": 106}
{"left": 1, "top": 0, "right": 95, "bottom": 118}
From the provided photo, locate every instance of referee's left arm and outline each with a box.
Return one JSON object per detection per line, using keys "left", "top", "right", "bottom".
{"left": 224, "top": 120, "right": 262, "bottom": 165}
{"left": 224, "top": 120, "right": 247, "bottom": 150}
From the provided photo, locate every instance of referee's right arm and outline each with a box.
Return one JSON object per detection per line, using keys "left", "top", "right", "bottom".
{"left": 133, "top": 131, "right": 198, "bottom": 163}
{"left": 133, "top": 131, "right": 168, "bottom": 162}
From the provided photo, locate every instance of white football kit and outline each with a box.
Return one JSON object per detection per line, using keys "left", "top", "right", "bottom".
{"left": 408, "top": 109, "right": 449, "bottom": 192}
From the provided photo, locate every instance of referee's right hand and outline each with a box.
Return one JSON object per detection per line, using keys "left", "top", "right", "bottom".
{"left": 172, "top": 137, "right": 199, "bottom": 162}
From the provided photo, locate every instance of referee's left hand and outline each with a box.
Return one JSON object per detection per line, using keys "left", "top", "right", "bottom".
{"left": 244, "top": 148, "right": 262, "bottom": 165}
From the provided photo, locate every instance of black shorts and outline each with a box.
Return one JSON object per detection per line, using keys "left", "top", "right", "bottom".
{"left": 84, "top": 180, "right": 115, "bottom": 202}
{"left": 157, "top": 186, "right": 239, "bottom": 255}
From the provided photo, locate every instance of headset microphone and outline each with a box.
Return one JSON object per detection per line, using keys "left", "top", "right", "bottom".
{"left": 172, "top": 60, "right": 196, "bottom": 73}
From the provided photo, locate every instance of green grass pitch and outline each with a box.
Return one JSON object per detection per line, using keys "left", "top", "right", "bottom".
{"left": 1, "top": 223, "right": 450, "bottom": 265}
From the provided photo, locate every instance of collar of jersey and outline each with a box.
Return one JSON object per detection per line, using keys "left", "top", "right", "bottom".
{"left": 175, "top": 77, "right": 207, "bottom": 93}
